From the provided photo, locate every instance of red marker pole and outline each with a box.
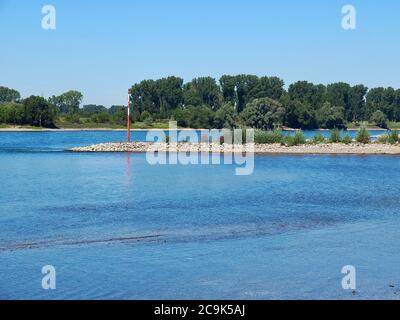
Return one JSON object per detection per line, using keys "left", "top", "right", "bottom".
{"left": 127, "top": 89, "right": 132, "bottom": 143}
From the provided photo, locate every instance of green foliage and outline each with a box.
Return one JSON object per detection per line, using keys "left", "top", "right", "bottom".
{"left": 90, "top": 112, "right": 111, "bottom": 124}
{"left": 65, "top": 113, "right": 81, "bottom": 124}
{"left": 131, "top": 76, "right": 184, "bottom": 117}
{"left": 288, "top": 81, "right": 327, "bottom": 109}
{"left": 283, "top": 131, "right": 306, "bottom": 146}
{"left": 366, "top": 87, "right": 400, "bottom": 122}
{"left": 283, "top": 97, "right": 317, "bottom": 129}
{"left": 2, "top": 76, "right": 400, "bottom": 131}
{"left": 23, "top": 96, "right": 56, "bottom": 127}
{"left": 172, "top": 105, "right": 215, "bottom": 129}
{"left": 140, "top": 110, "right": 151, "bottom": 122}
{"left": 82, "top": 104, "right": 107, "bottom": 114}
{"left": 220, "top": 75, "right": 284, "bottom": 112}
{"left": 240, "top": 97, "right": 285, "bottom": 130}
{"left": 311, "top": 133, "right": 326, "bottom": 144}
{"left": 144, "top": 115, "right": 154, "bottom": 127}
{"left": 316, "top": 102, "right": 347, "bottom": 129}
{"left": 183, "top": 77, "right": 221, "bottom": 109}
{"left": 329, "top": 129, "right": 342, "bottom": 143}
{"left": 388, "top": 130, "right": 399, "bottom": 144}
{"left": 214, "top": 102, "right": 237, "bottom": 129}
{"left": 49, "top": 90, "right": 83, "bottom": 114}
{"left": 378, "top": 131, "right": 399, "bottom": 144}
{"left": 370, "top": 110, "right": 388, "bottom": 128}
{"left": 377, "top": 134, "right": 389, "bottom": 144}
{"left": 341, "top": 135, "right": 353, "bottom": 144}
{"left": 254, "top": 130, "right": 283, "bottom": 144}
{"left": 0, "top": 86, "right": 21, "bottom": 103}
{"left": 356, "top": 127, "right": 370, "bottom": 144}
{"left": 0, "top": 102, "right": 24, "bottom": 125}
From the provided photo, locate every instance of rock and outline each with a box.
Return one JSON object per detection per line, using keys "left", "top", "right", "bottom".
{"left": 67, "top": 142, "right": 400, "bottom": 155}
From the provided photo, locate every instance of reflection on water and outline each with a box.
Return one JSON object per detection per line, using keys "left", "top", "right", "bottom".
{"left": 1, "top": 133, "right": 400, "bottom": 299}
{"left": 125, "top": 153, "right": 132, "bottom": 187}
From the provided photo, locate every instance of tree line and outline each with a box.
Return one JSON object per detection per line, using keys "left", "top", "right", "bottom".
{"left": 130, "top": 76, "right": 400, "bottom": 129}
{"left": 1, "top": 75, "right": 400, "bottom": 129}
{"left": 0, "top": 87, "right": 127, "bottom": 127}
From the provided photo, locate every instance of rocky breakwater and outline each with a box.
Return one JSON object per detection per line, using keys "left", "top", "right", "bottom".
{"left": 67, "top": 142, "right": 400, "bottom": 155}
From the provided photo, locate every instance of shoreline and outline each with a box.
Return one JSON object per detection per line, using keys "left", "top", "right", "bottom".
{"left": 0, "top": 127, "right": 389, "bottom": 132}
{"left": 67, "top": 142, "right": 400, "bottom": 155}
{"left": 0, "top": 128, "right": 194, "bottom": 132}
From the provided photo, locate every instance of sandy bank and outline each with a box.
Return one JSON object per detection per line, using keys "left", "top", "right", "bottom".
{"left": 67, "top": 142, "right": 400, "bottom": 155}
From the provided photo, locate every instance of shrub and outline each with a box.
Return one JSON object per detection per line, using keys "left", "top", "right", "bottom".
{"left": 356, "top": 127, "right": 370, "bottom": 144}
{"left": 370, "top": 110, "right": 388, "bottom": 129}
{"left": 283, "top": 131, "right": 306, "bottom": 146}
{"left": 144, "top": 116, "right": 153, "bottom": 127}
{"left": 311, "top": 134, "right": 326, "bottom": 144}
{"left": 378, "top": 134, "right": 389, "bottom": 144}
{"left": 140, "top": 111, "right": 151, "bottom": 122}
{"left": 342, "top": 135, "right": 353, "bottom": 144}
{"left": 388, "top": 130, "right": 399, "bottom": 144}
{"left": 254, "top": 130, "right": 283, "bottom": 144}
{"left": 329, "top": 129, "right": 341, "bottom": 143}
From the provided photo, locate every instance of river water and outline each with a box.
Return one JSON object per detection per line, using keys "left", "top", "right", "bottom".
{"left": 0, "top": 131, "right": 399, "bottom": 299}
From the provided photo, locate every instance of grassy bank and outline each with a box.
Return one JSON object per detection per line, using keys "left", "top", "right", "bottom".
{"left": 54, "top": 118, "right": 171, "bottom": 129}
{"left": 346, "top": 121, "right": 400, "bottom": 130}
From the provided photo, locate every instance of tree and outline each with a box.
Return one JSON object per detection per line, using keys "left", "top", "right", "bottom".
{"left": 283, "top": 98, "right": 317, "bottom": 129}
{"left": 172, "top": 105, "right": 215, "bottom": 129}
{"left": 214, "top": 102, "right": 237, "bottom": 129}
{"left": 370, "top": 110, "right": 388, "bottom": 128}
{"left": 111, "top": 107, "right": 127, "bottom": 125}
{"left": 365, "top": 87, "right": 400, "bottom": 121}
{"left": 315, "top": 102, "right": 346, "bottom": 129}
{"left": 23, "top": 96, "right": 56, "bottom": 127}
{"left": 288, "top": 81, "right": 326, "bottom": 109}
{"left": 255, "top": 76, "right": 285, "bottom": 101}
{"left": 109, "top": 105, "right": 125, "bottom": 114}
{"left": 91, "top": 112, "right": 111, "bottom": 124}
{"left": 220, "top": 75, "right": 285, "bottom": 113}
{"left": 82, "top": 104, "right": 107, "bottom": 114}
{"left": 49, "top": 90, "right": 83, "bottom": 114}
{"left": 326, "top": 82, "right": 352, "bottom": 121}
{"left": 131, "top": 77, "right": 183, "bottom": 117}
{"left": 0, "top": 86, "right": 21, "bottom": 103}
{"left": 183, "top": 77, "right": 221, "bottom": 109}
{"left": 348, "top": 85, "right": 368, "bottom": 122}
{"left": 0, "top": 102, "right": 25, "bottom": 125}
{"left": 140, "top": 111, "right": 151, "bottom": 122}
{"left": 240, "top": 97, "right": 285, "bottom": 130}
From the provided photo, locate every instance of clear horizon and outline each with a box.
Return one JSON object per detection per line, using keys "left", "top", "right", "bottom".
{"left": 1, "top": 0, "right": 400, "bottom": 107}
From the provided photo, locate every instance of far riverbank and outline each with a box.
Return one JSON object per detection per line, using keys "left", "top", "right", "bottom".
{"left": 0, "top": 127, "right": 389, "bottom": 132}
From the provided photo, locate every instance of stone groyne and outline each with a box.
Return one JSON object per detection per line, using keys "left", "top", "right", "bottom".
{"left": 67, "top": 142, "right": 400, "bottom": 155}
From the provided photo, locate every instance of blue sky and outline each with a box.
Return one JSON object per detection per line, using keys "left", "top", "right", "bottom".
{"left": 1, "top": 0, "right": 399, "bottom": 106}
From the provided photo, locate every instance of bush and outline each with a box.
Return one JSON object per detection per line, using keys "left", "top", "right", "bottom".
{"left": 388, "top": 130, "right": 399, "bottom": 144}
{"left": 329, "top": 129, "right": 341, "bottom": 143}
{"left": 311, "top": 134, "right": 326, "bottom": 144}
{"left": 65, "top": 113, "right": 81, "bottom": 124}
{"left": 144, "top": 116, "right": 153, "bottom": 127}
{"left": 342, "top": 135, "right": 353, "bottom": 144}
{"left": 378, "top": 134, "right": 389, "bottom": 143}
{"left": 254, "top": 130, "right": 283, "bottom": 144}
{"left": 356, "top": 127, "right": 370, "bottom": 144}
{"left": 370, "top": 110, "right": 388, "bottom": 129}
{"left": 140, "top": 111, "right": 151, "bottom": 122}
{"left": 283, "top": 131, "right": 306, "bottom": 146}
